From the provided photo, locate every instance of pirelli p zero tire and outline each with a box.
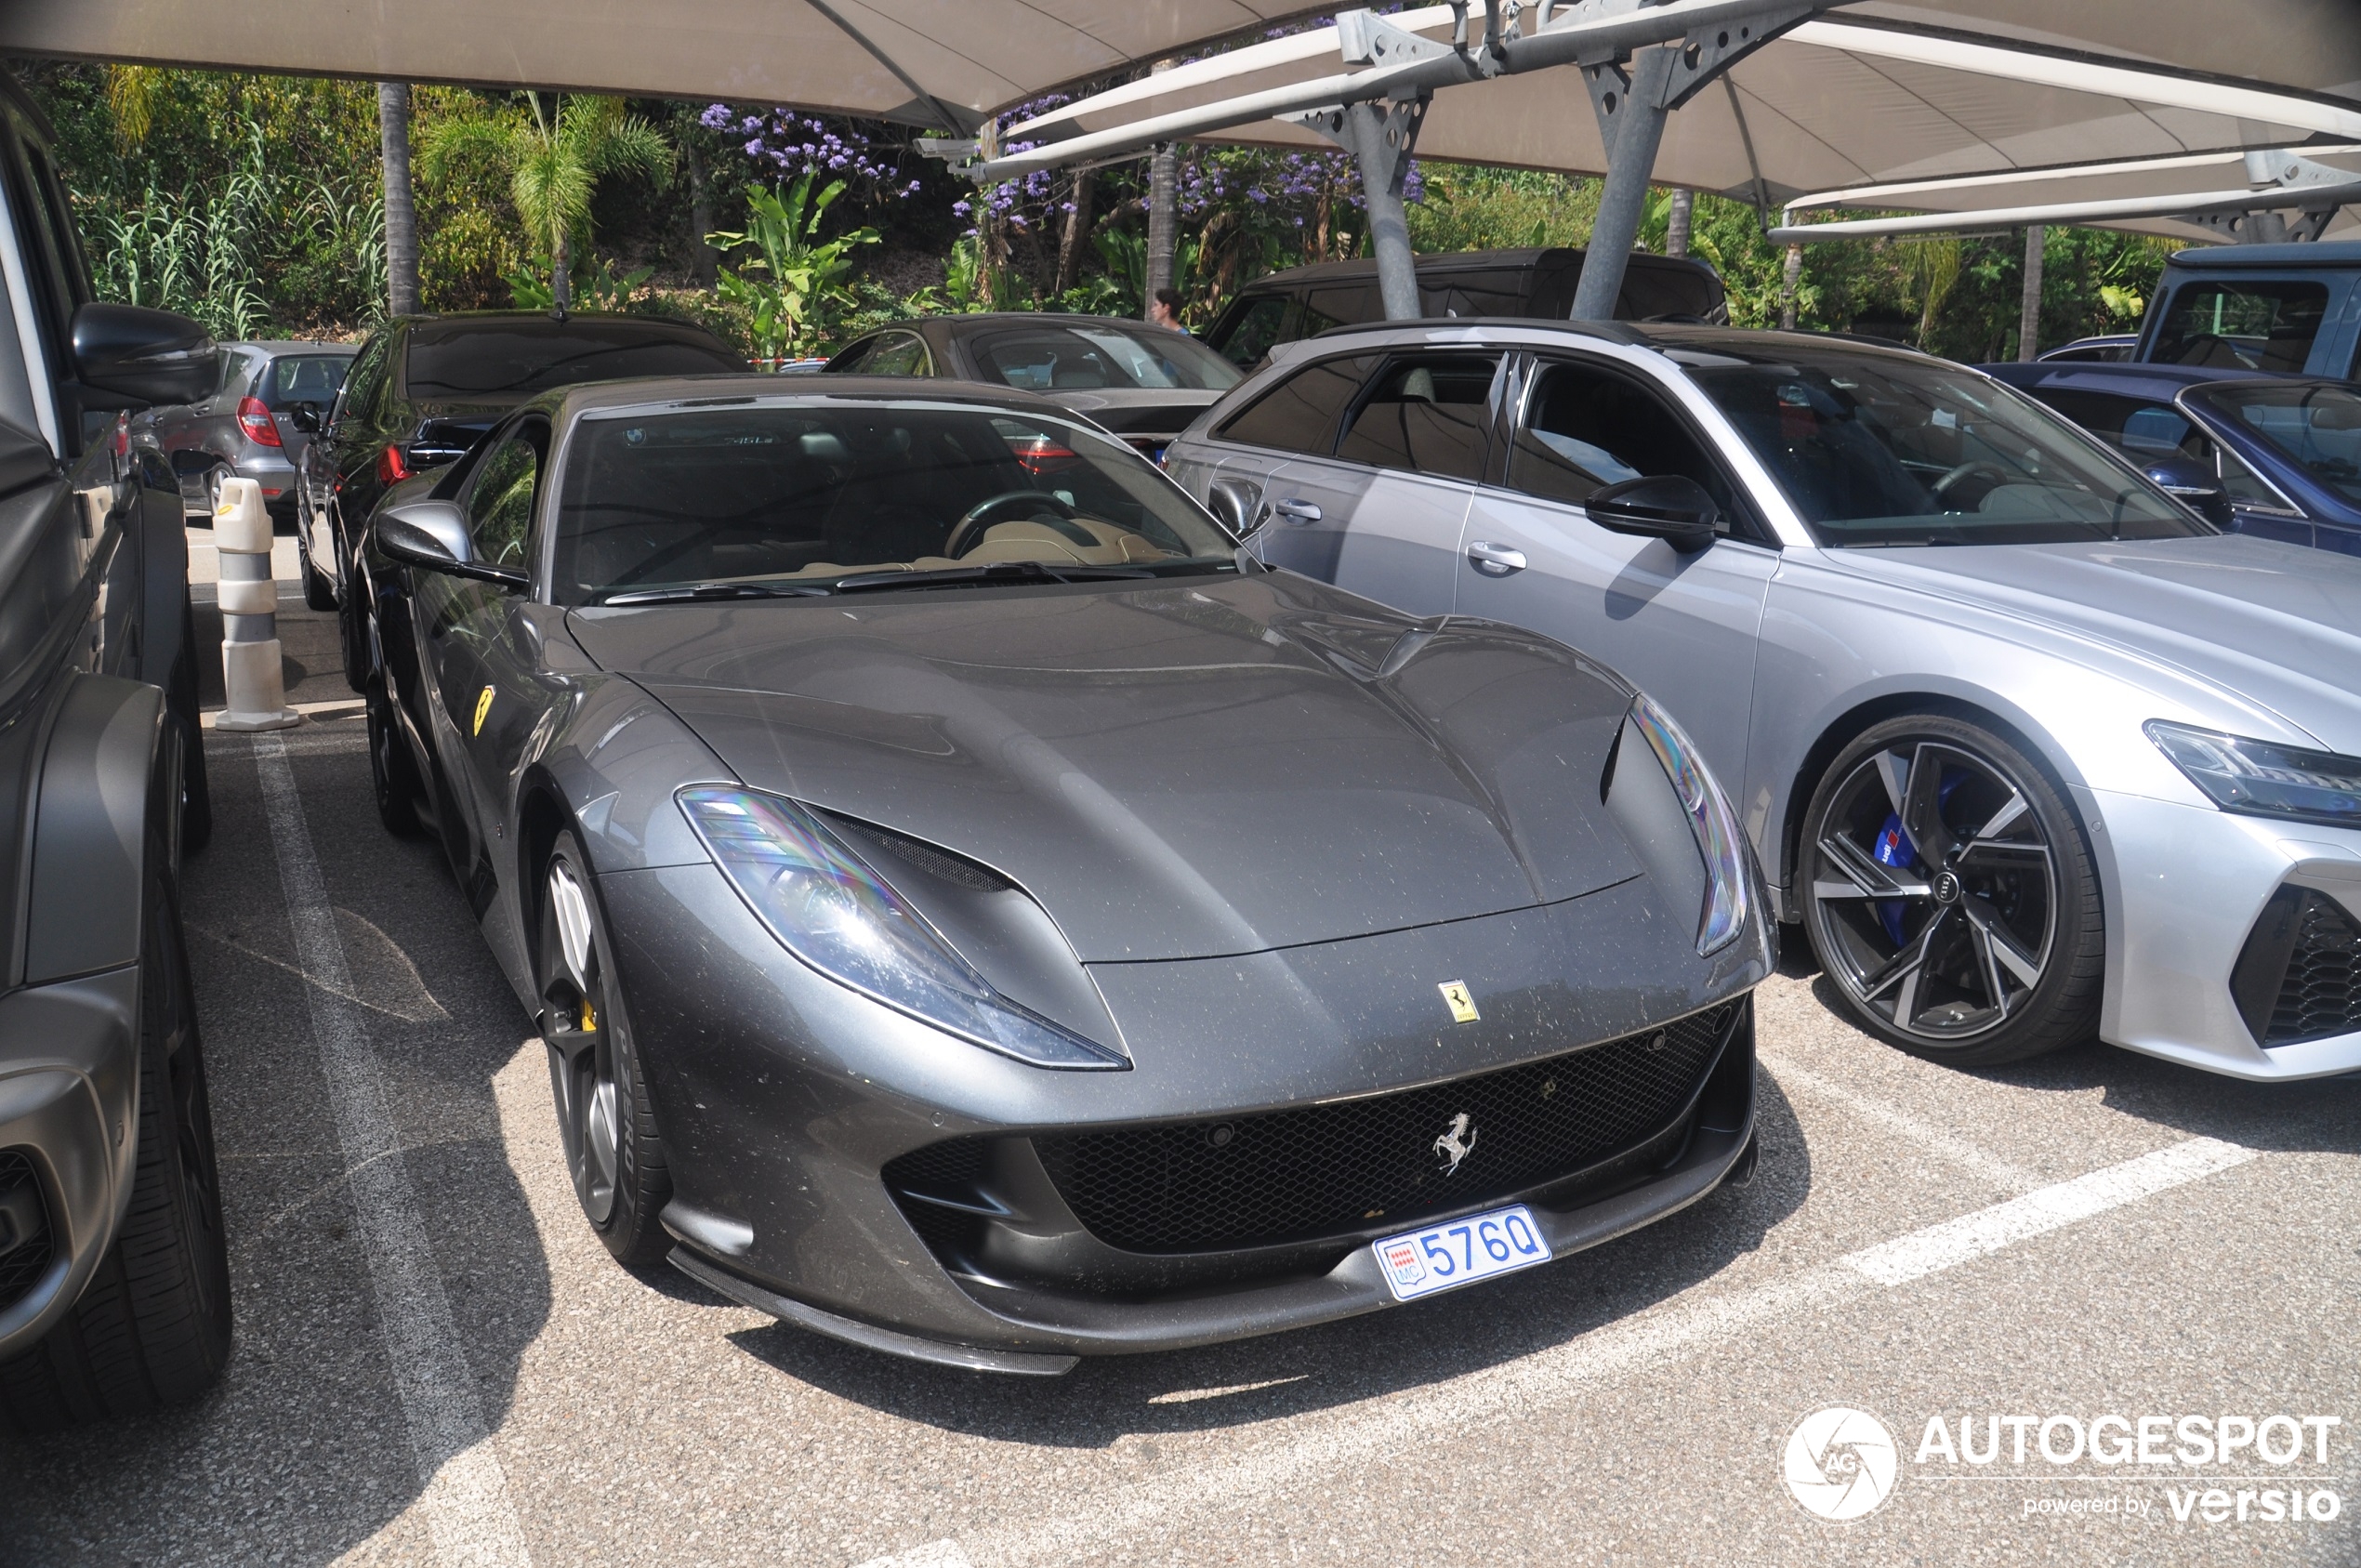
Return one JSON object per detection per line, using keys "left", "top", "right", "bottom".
{"left": 298, "top": 528, "right": 338, "bottom": 613}
{"left": 365, "top": 675, "right": 422, "bottom": 838}
{"left": 0, "top": 869, "right": 232, "bottom": 1433}
{"left": 537, "top": 831, "right": 671, "bottom": 1267}
{"left": 1800, "top": 713, "right": 2104, "bottom": 1068}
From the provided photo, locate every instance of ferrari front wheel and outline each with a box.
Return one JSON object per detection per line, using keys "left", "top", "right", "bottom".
{"left": 536, "top": 832, "right": 670, "bottom": 1266}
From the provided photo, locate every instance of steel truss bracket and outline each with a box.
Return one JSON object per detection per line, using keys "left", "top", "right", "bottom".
{"left": 1337, "top": 4, "right": 1471, "bottom": 69}
{"left": 1654, "top": 3, "right": 1816, "bottom": 110}
{"left": 2185, "top": 206, "right": 2340, "bottom": 244}
{"left": 1285, "top": 94, "right": 1432, "bottom": 199}
{"left": 2246, "top": 148, "right": 2361, "bottom": 196}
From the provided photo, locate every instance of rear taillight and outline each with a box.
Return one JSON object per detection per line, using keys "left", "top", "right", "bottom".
{"left": 238, "top": 395, "right": 283, "bottom": 447}
{"left": 376, "top": 443, "right": 412, "bottom": 485}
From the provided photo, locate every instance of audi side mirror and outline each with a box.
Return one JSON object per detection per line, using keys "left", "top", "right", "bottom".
{"left": 1207, "top": 476, "right": 1265, "bottom": 538}
{"left": 1584, "top": 475, "right": 1721, "bottom": 553}
{"left": 71, "top": 302, "right": 219, "bottom": 407}
{"left": 376, "top": 499, "right": 527, "bottom": 590}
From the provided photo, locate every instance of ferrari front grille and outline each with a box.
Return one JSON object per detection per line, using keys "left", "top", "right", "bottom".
{"left": 1030, "top": 1002, "right": 1739, "bottom": 1255}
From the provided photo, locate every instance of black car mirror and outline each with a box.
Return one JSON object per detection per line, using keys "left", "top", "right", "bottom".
{"left": 2143, "top": 457, "right": 2230, "bottom": 523}
{"left": 1584, "top": 475, "right": 1721, "bottom": 552}
{"left": 71, "top": 302, "right": 219, "bottom": 406}
{"left": 1207, "top": 477, "right": 1265, "bottom": 538}
{"left": 287, "top": 402, "right": 323, "bottom": 434}
{"left": 376, "top": 499, "right": 528, "bottom": 591}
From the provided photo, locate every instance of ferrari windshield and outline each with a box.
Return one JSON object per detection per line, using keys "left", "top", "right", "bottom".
{"left": 552, "top": 400, "right": 1237, "bottom": 605}
{"left": 1679, "top": 345, "right": 2205, "bottom": 547}
{"left": 2203, "top": 382, "right": 2361, "bottom": 504}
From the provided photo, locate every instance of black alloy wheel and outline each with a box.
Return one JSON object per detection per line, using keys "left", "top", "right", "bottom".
{"left": 364, "top": 675, "right": 422, "bottom": 837}
{"left": 536, "top": 832, "right": 670, "bottom": 1266}
{"left": 1800, "top": 713, "right": 2103, "bottom": 1066}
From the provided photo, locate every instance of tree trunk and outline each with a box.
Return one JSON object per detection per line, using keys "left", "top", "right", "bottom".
{"left": 1666, "top": 187, "right": 1694, "bottom": 258}
{"left": 2017, "top": 224, "right": 2045, "bottom": 362}
{"left": 376, "top": 83, "right": 419, "bottom": 317}
{"left": 1055, "top": 168, "right": 1093, "bottom": 299}
{"left": 688, "top": 141, "right": 717, "bottom": 292}
{"left": 1779, "top": 243, "right": 1803, "bottom": 330}
{"left": 1145, "top": 143, "right": 1178, "bottom": 315}
{"left": 551, "top": 229, "right": 572, "bottom": 315}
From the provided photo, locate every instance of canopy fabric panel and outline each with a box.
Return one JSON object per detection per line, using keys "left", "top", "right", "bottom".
{"left": 1015, "top": 10, "right": 2361, "bottom": 205}
{"left": 0, "top": 0, "right": 1330, "bottom": 128}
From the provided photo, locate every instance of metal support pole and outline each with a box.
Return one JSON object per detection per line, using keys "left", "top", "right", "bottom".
{"left": 1294, "top": 93, "right": 1431, "bottom": 321}
{"left": 1572, "top": 46, "right": 1677, "bottom": 322}
{"left": 2017, "top": 224, "right": 2044, "bottom": 361}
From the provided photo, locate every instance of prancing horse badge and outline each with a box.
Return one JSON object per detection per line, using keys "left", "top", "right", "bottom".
{"left": 1438, "top": 981, "right": 1479, "bottom": 1023}
{"left": 473, "top": 685, "right": 495, "bottom": 736}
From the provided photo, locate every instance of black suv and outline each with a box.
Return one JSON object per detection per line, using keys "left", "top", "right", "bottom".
{"left": 0, "top": 71, "right": 231, "bottom": 1431}
{"left": 299, "top": 312, "right": 745, "bottom": 686}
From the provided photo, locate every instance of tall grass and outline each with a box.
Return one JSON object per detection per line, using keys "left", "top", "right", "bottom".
{"left": 87, "top": 114, "right": 386, "bottom": 339}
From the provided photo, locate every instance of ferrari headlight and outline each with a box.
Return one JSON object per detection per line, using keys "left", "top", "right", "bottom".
{"left": 678, "top": 787, "right": 1127, "bottom": 1070}
{"left": 2144, "top": 721, "right": 2361, "bottom": 831}
{"left": 1629, "top": 693, "right": 1751, "bottom": 955}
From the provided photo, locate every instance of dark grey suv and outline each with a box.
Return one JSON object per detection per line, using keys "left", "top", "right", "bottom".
{"left": 0, "top": 70, "right": 231, "bottom": 1431}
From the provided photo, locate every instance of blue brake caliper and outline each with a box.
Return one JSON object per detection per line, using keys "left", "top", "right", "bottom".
{"left": 1872, "top": 769, "right": 1966, "bottom": 945}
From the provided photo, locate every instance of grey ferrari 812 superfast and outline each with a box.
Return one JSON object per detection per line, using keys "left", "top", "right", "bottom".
{"left": 353, "top": 376, "right": 1770, "bottom": 1373}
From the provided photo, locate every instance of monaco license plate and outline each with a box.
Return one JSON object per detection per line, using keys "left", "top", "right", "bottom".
{"left": 1373, "top": 1204, "right": 1550, "bottom": 1302}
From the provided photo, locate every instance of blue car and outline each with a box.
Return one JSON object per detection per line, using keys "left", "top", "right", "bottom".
{"left": 1984, "top": 361, "right": 2361, "bottom": 555}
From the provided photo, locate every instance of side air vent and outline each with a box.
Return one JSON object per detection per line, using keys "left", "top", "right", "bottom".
{"left": 0, "top": 1149, "right": 55, "bottom": 1316}
{"left": 2231, "top": 887, "right": 2361, "bottom": 1047}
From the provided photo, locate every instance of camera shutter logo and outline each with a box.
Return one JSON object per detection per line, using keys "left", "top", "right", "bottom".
{"left": 1785, "top": 1407, "right": 1900, "bottom": 1521}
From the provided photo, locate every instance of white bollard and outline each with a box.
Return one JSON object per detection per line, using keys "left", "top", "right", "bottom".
{"left": 212, "top": 477, "right": 301, "bottom": 731}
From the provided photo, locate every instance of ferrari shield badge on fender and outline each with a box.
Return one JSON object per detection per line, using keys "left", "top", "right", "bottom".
{"left": 1438, "top": 981, "right": 1479, "bottom": 1023}
{"left": 473, "top": 685, "right": 495, "bottom": 736}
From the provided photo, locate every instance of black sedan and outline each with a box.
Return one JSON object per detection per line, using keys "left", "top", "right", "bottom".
{"left": 310, "top": 310, "right": 745, "bottom": 685}
{"left": 356, "top": 376, "right": 1770, "bottom": 1373}
{"left": 822, "top": 313, "right": 1242, "bottom": 462}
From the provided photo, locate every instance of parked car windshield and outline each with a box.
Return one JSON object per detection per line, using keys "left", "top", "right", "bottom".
{"left": 553, "top": 399, "right": 1238, "bottom": 605}
{"left": 965, "top": 323, "right": 1243, "bottom": 392}
{"left": 2206, "top": 382, "right": 2361, "bottom": 504}
{"left": 402, "top": 320, "right": 742, "bottom": 402}
{"left": 1677, "top": 345, "right": 2204, "bottom": 547}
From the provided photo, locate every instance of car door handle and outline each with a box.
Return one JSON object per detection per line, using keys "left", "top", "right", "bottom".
{"left": 1467, "top": 541, "right": 1527, "bottom": 575}
{"left": 1270, "top": 497, "right": 1323, "bottom": 524}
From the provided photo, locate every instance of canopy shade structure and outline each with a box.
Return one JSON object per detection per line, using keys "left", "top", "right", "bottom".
{"left": 1774, "top": 147, "right": 2361, "bottom": 244}
{"left": 0, "top": 0, "right": 1336, "bottom": 132}
{"left": 1001, "top": 7, "right": 2361, "bottom": 208}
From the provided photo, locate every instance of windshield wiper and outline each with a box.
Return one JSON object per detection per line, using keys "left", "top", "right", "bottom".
{"left": 830, "top": 561, "right": 1160, "bottom": 594}
{"left": 599, "top": 582, "right": 833, "bottom": 605}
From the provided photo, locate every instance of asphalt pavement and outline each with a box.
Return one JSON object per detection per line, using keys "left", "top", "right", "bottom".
{"left": 3, "top": 597, "right": 2356, "bottom": 1567}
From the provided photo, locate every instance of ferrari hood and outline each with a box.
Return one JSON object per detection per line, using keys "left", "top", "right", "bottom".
{"left": 567, "top": 573, "right": 1644, "bottom": 962}
{"left": 1821, "top": 534, "right": 2361, "bottom": 752}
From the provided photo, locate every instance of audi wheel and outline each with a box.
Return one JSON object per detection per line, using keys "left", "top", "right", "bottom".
{"left": 1800, "top": 714, "right": 2103, "bottom": 1067}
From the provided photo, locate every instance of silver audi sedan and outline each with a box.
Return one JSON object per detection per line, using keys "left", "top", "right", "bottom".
{"left": 1166, "top": 322, "right": 2361, "bottom": 1082}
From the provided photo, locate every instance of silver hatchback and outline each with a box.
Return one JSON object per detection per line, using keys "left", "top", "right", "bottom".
{"left": 1167, "top": 321, "right": 2361, "bottom": 1084}
{"left": 137, "top": 339, "right": 356, "bottom": 519}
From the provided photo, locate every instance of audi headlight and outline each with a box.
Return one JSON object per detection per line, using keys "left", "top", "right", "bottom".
{"left": 2144, "top": 721, "right": 2361, "bottom": 831}
{"left": 679, "top": 787, "right": 1127, "bottom": 1070}
{"left": 1629, "top": 693, "right": 1751, "bottom": 955}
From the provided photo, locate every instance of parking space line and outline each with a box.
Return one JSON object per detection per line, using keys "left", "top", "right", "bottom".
{"left": 1760, "top": 1052, "right": 2046, "bottom": 1192}
{"left": 856, "top": 1134, "right": 2256, "bottom": 1568}
{"left": 252, "top": 734, "right": 534, "bottom": 1568}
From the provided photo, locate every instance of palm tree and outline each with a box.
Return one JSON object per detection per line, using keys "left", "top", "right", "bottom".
{"left": 419, "top": 93, "right": 669, "bottom": 312}
{"left": 377, "top": 84, "right": 420, "bottom": 316}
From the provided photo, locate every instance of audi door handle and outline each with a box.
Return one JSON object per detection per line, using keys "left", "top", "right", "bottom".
{"left": 1467, "top": 541, "right": 1527, "bottom": 575}
{"left": 1270, "top": 497, "right": 1323, "bottom": 524}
